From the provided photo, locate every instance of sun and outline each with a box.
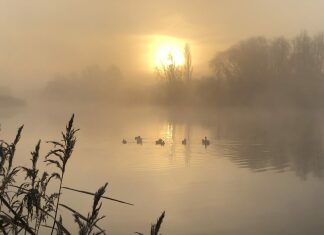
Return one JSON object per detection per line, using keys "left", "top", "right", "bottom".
{"left": 145, "top": 35, "right": 187, "bottom": 70}
{"left": 155, "top": 44, "right": 185, "bottom": 67}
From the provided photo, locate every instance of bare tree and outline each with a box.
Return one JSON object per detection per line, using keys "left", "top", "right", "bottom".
{"left": 183, "top": 43, "right": 193, "bottom": 81}
{"left": 269, "top": 37, "right": 291, "bottom": 77}
{"left": 155, "top": 53, "right": 183, "bottom": 82}
{"left": 312, "top": 33, "right": 324, "bottom": 73}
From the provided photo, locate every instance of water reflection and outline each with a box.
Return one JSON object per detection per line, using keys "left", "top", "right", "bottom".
{"left": 3, "top": 105, "right": 324, "bottom": 234}
{"left": 164, "top": 108, "right": 324, "bottom": 179}
{"left": 158, "top": 122, "right": 194, "bottom": 167}
{"left": 184, "top": 124, "right": 192, "bottom": 167}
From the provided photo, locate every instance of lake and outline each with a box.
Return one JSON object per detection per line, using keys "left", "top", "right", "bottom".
{"left": 2, "top": 103, "right": 324, "bottom": 235}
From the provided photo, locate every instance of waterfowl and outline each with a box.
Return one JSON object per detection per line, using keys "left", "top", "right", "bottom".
{"left": 122, "top": 139, "right": 127, "bottom": 144}
{"left": 135, "top": 136, "right": 143, "bottom": 144}
{"left": 155, "top": 138, "right": 162, "bottom": 145}
{"left": 182, "top": 138, "right": 187, "bottom": 145}
{"left": 202, "top": 136, "right": 210, "bottom": 145}
{"left": 155, "top": 138, "right": 165, "bottom": 145}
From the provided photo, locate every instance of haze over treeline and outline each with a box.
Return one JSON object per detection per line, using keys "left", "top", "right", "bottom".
{"left": 3, "top": 32, "right": 324, "bottom": 110}
{"left": 33, "top": 31, "right": 324, "bottom": 109}
{"left": 0, "top": 86, "right": 25, "bottom": 110}
{"left": 206, "top": 31, "right": 324, "bottom": 108}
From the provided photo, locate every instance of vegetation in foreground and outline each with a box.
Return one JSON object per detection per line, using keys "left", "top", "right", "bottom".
{"left": 0, "top": 115, "right": 165, "bottom": 235}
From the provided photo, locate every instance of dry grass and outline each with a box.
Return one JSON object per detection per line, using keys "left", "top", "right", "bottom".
{"left": 0, "top": 115, "right": 165, "bottom": 234}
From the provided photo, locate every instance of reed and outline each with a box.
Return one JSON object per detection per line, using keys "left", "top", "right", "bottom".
{"left": 0, "top": 115, "right": 165, "bottom": 234}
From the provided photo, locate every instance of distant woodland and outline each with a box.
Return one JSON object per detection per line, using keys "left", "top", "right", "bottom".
{"left": 153, "top": 31, "right": 324, "bottom": 108}
{"left": 0, "top": 87, "right": 25, "bottom": 109}
{"left": 42, "top": 32, "right": 324, "bottom": 109}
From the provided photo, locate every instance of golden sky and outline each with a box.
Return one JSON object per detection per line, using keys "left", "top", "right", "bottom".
{"left": 1, "top": 0, "right": 324, "bottom": 89}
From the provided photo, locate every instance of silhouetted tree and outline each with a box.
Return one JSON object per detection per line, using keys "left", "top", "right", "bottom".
{"left": 208, "top": 32, "right": 324, "bottom": 107}
{"left": 183, "top": 43, "right": 193, "bottom": 81}
{"left": 154, "top": 44, "right": 194, "bottom": 106}
{"left": 155, "top": 53, "right": 183, "bottom": 82}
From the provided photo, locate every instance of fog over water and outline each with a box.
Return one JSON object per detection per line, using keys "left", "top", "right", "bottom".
{"left": 2, "top": 1, "right": 324, "bottom": 234}
{"left": 2, "top": 101, "right": 324, "bottom": 234}
{"left": 3, "top": 42, "right": 324, "bottom": 232}
{"left": 3, "top": 31, "right": 324, "bottom": 232}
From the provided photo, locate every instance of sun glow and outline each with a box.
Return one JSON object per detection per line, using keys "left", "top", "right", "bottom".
{"left": 147, "top": 35, "right": 186, "bottom": 68}
{"left": 155, "top": 44, "right": 185, "bottom": 67}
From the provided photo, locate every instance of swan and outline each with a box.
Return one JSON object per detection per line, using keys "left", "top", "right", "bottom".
{"left": 202, "top": 136, "right": 210, "bottom": 145}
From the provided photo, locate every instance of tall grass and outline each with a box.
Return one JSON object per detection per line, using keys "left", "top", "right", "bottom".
{"left": 45, "top": 114, "right": 79, "bottom": 235}
{"left": 0, "top": 115, "right": 165, "bottom": 234}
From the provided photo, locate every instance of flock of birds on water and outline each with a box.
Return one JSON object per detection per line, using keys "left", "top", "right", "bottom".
{"left": 122, "top": 136, "right": 211, "bottom": 147}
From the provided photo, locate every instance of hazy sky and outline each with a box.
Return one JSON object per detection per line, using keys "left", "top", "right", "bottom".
{"left": 1, "top": 0, "right": 324, "bottom": 91}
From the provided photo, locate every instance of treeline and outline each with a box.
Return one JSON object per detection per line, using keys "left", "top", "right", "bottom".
{"left": 40, "top": 32, "right": 324, "bottom": 109}
{"left": 0, "top": 94, "right": 25, "bottom": 108}
{"left": 208, "top": 31, "right": 324, "bottom": 107}
{"left": 154, "top": 32, "right": 324, "bottom": 108}
{"left": 41, "top": 66, "right": 152, "bottom": 106}
{"left": 42, "top": 66, "right": 124, "bottom": 103}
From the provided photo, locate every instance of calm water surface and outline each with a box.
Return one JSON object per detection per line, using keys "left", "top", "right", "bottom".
{"left": 2, "top": 104, "right": 324, "bottom": 235}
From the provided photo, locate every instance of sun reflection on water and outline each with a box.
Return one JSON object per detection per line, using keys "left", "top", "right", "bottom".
{"left": 160, "top": 123, "right": 174, "bottom": 142}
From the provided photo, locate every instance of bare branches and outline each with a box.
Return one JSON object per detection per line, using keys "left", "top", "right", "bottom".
{"left": 155, "top": 43, "right": 193, "bottom": 82}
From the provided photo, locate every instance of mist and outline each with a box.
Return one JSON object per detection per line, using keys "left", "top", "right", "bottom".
{"left": 3, "top": 1, "right": 324, "bottom": 235}
{"left": 2, "top": 0, "right": 324, "bottom": 91}
{"left": 23, "top": 31, "right": 324, "bottom": 112}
